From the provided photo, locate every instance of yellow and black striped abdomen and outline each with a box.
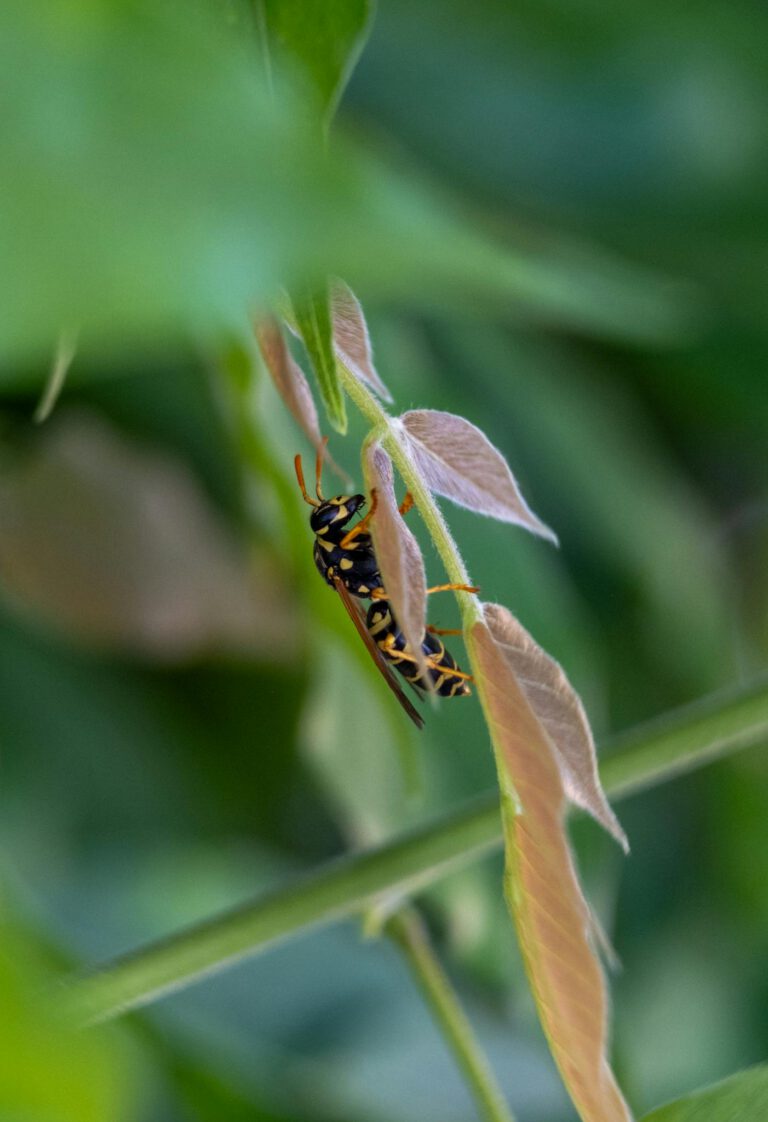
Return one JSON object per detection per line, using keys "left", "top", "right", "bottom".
{"left": 366, "top": 601, "right": 470, "bottom": 698}
{"left": 313, "top": 531, "right": 382, "bottom": 598}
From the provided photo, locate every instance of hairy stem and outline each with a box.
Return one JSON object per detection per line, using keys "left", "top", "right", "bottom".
{"left": 387, "top": 907, "right": 517, "bottom": 1122}
{"left": 339, "top": 365, "right": 480, "bottom": 624}
{"left": 70, "top": 675, "right": 768, "bottom": 1024}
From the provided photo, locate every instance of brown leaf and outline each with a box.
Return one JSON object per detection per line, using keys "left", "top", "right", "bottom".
{"left": 469, "top": 619, "right": 632, "bottom": 1122}
{"left": 363, "top": 443, "right": 427, "bottom": 678}
{"left": 399, "top": 409, "right": 557, "bottom": 542}
{"left": 0, "top": 413, "right": 296, "bottom": 661}
{"left": 331, "top": 279, "right": 393, "bottom": 402}
{"left": 484, "top": 603, "right": 628, "bottom": 851}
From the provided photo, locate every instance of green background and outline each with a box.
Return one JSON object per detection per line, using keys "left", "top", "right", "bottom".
{"left": 1, "top": 1, "right": 766, "bottom": 1119}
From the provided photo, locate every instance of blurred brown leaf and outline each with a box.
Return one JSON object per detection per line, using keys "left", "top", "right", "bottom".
{"left": 399, "top": 409, "right": 557, "bottom": 542}
{"left": 331, "top": 279, "right": 393, "bottom": 402}
{"left": 483, "top": 602, "right": 627, "bottom": 850}
{"left": 0, "top": 413, "right": 296, "bottom": 661}
{"left": 255, "top": 314, "right": 321, "bottom": 444}
{"left": 469, "top": 617, "right": 632, "bottom": 1122}
{"left": 363, "top": 443, "right": 427, "bottom": 677}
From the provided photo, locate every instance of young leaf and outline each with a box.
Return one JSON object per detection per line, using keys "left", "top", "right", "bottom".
{"left": 639, "top": 1065, "right": 768, "bottom": 1122}
{"left": 468, "top": 617, "right": 632, "bottom": 1122}
{"left": 331, "top": 279, "right": 393, "bottom": 402}
{"left": 254, "top": 315, "right": 346, "bottom": 482}
{"left": 292, "top": 284, "right": 347, "bottom": 434}
{"left": 363, "top": 443, "right": 428, "bottom": 678}
{"left": 398, "top": 410, "right": 557, "bottom": 542}
{"left": 483, "top": 602, "right": 628, "bottom": 851}
{"left": 254, "top": 315, "right": 321, "bottom": 438}
{"left": 257, "top": 0, "right": 374, "bottom": 127}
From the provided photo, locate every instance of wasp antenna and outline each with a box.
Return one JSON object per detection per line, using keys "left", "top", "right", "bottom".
{"left": 294, "top": 454, "right": 319, "bottom": 507}
{"left": 315, "top": 436, "right": 329, "bottom": 500}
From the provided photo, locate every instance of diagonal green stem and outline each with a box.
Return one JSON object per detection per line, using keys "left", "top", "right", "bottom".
{"left": 338, "top": 365, "right": 480, "bottom": 625}
{"left": 387, "top": 906, "right": 517, "bottom": 1122}
{"left": 69, "top": 675, "right": 768, "bottom": 1025}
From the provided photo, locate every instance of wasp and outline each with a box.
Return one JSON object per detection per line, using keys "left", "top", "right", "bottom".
{"left": 295, "top": 444, "right": 475, "bottom": 727}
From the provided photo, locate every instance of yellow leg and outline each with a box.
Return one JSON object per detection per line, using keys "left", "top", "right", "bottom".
{"left": 339, "top": 488, "right": 379, "bottom": 550}
{"left": 382, "top": 642, "right": 474, "bottom": 683}
{"left": 426, "top": 625, "right": 463, "bottom": 636}
{"left": 399, "top": 491, "right": 414, "bottom": 516}
{"left": 426, "top": 583, "right": 480, "bottom": 596}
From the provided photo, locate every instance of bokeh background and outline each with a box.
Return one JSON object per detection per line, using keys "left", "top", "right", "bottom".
{"left": 1, "top": 1, "right": 767, "bottom": 1119}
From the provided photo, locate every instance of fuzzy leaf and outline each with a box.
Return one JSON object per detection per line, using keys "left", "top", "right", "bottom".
{"left": 363, "top": 443, "right": 427, "bottom": 677}
{"left": 292, "top": 284, "right": 347, "bottom": 434}
{"left": 258, "top": 0, "right": 374, "bottom": 126}
{"left": 254, "top": 315, "right": 346, "bottom": 483}
{"left": 484, "top": 602, "right": 628, "bottom": 851}
{"left": 331, "top": 279, "right": 393, "bottom": 402}
{"left": 468, "top": 617, "right": 632, "bottom": 1122}
{"left": 255, "top": 316, "right": 321, "bottom": 442}
{"left": 640, "top": 1066, "right": 768, "bottom": 1122}
{"left": 399, "top": 410, "right": 557, "bottom": 542}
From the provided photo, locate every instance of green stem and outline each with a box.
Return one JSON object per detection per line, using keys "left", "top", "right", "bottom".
{"left": 339, "top": 366, "right": 480, "bottom": 624}
{"left": 387, "top": 907, "right": 516, "bottom": 1122}
{"left": 70, "top": 675, "right": 768, "bottom": 1025}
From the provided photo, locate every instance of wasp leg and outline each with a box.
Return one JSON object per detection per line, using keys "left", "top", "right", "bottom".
{"left": 379, "top": 640, "right": 475, "bottom": 683}
{"left": 339, "top": 488, "right": 379, "bottom": 550}
{"left": 399, "top": 491, "right": 414, "bottom": 517}
{"left": 426, "top": 625, "right": 463, "bottom": 636}
{"left": 426, "top": 583, "right": 480, "bottom": 596}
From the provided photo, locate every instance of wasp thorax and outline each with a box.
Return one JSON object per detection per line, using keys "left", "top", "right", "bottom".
{"left": 310, "top": 493, "right": 366, "bottom": 536}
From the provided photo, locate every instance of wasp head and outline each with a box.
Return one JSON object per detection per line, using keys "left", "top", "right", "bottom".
{"left": 310, "top": 494, "right": 366, "bottom": 535}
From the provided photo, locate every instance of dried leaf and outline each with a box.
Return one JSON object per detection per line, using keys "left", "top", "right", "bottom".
{"left": 399, "top": 410, "right": 557, "bottom": 542}
{"left": 363, "top": 443, "right": 427, "bottom": 678}
{"left": 484, "top": 602, "right": 628, "bottom": 851}
{"left": 292, "top": 283, "right": 347, "bottom": 434}
{"left": 255, "top": 317, "right": 347, "bottom": 484}
{"left": 0, "top": 413, "right": 296, "bottom": 661}
{"left": 331, "top": 279, "right": 393, "bottom": 402}
{"left": 469, "top": 618, "right": 632, "bottom": 1122}
{"left": 255, "top": 315, "right": 323, "bottom": 444}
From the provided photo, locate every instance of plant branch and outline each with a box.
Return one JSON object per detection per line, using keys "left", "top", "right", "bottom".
{"left": 70, "top": 674, "right": 768, "bottom": 1025}
{"left": 338, "top": 366, "right": 480, "bottom": 624}
{"left": 387, "top": 906, "right": 517, "bottom": 1122}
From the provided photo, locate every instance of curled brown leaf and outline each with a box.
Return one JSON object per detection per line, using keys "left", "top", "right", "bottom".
{"left": 363, "top": 443, "right": 428, "bottom": 679}
{"left": 483, "top": 602, "right": 628, "bottom": 851}
{"left": 399, "top": 409, "right": 557, "bottom": 542}
{"left": 331, "top": 280, "right": 393, "bottom": 402}
{"left": 469, "top": 619, "right": 632, "bottom": 1122}
{"left": 255, "top": 316, "right": 346, "bottom": 480}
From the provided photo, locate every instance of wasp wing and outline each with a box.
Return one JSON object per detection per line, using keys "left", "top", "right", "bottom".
{"left": 333, "top": 576, "right": 424, "bottom": 730}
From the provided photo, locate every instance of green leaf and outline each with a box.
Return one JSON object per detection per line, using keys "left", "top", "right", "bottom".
{"left": 640, "top": 1066, "right": 768, "bottom": 1122}
{"left": 257, "top": 0, "right": 374, "bottom": 126}
{"left": 292, "top": 282, "right": 347, "bottom": 433}
{"left": 0, "top": 916, "right": 136, "bottom": 1122}
{"left": 0, "top": 0, "right": 692, "bottom": 375}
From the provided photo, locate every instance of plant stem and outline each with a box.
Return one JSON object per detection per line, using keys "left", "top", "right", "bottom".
{"left": 70, "top": 675, "right": 768, "bottom": 1025}
{"left": 387, "top": 907, "right": 516, "bottom": 1122}
{"left": 338, "top": 366, "right": 480, "bottom": 624}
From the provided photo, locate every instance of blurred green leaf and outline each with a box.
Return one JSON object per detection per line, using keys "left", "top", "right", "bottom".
{"left": 257, "top": 0, "right": 374, "bottom": 126}
{"left": 0, "top": 0, "right": 691, "bottom": 372}
{"left": 0, "top": 915, "right": 137, "bottom": 1122}
{"left": 291, "top": 283, "right": 347, "bottom": 433}
{"left": 640, "top": 1065, "right": 768, "bottom": 1122}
